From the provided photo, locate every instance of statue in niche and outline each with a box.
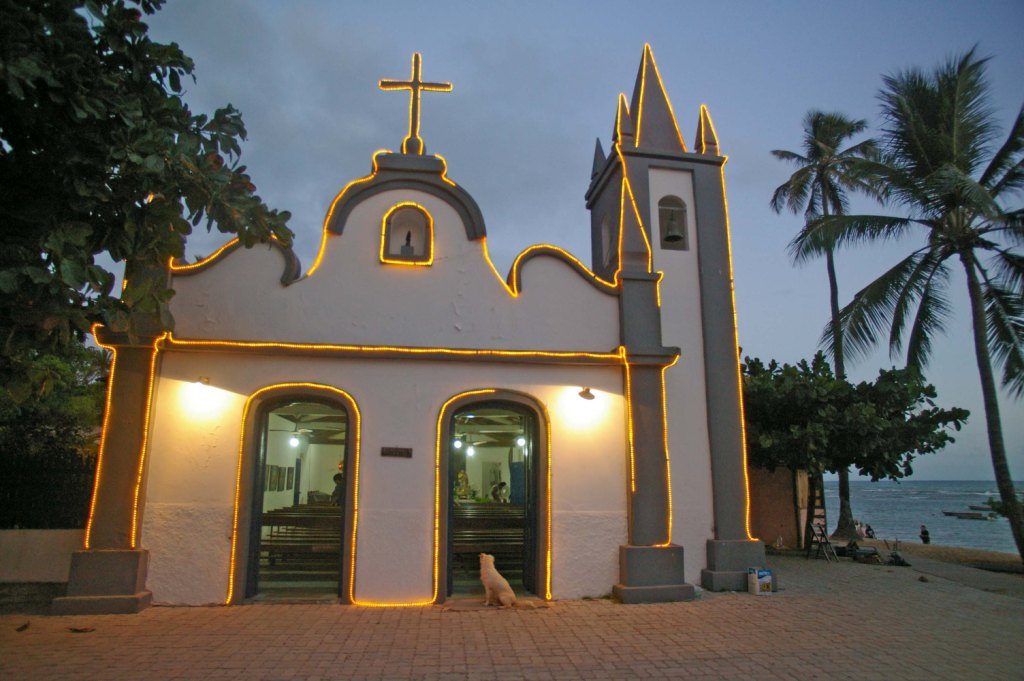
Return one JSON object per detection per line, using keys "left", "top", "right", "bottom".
{"left": 400, "top": 230, "right": 415, "bottom": 257}
{"left": 454, "top": 469, "right": 471, "bottom": 501}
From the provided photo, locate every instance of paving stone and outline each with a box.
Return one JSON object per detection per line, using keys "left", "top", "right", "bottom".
{"left": 1, "top": 556, "right": 1022, "bottom": 680}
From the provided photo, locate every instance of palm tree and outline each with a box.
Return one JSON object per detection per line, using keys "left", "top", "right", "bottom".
{"left": 770, "top": 111, "right": 879, "bottom": 539}
{"left": 793, "top": 49, "right": 1024, "bottom": 561}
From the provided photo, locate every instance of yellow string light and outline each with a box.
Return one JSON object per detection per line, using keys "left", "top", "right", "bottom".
{"left": 307, "top": 149, "right": 392, "bottom": 276}
{"left": 508, "top": 244, "right": 617, "bottom": 294}
{"left": 621, "top": 348, "right": 637, "bottom": 495}
{"left": 83, "top": 324, "right": 118, "bottom": 550}
{"left": 718, "top": 160, "right": 754, "bottom": 541}
{"left": 226, "top": 383, "right": 360, "bottom": 605}
{"left": 129, "top": 332, "right": 169, "bottom": 548}
{"left": 654, "top": 355, "right": 680, "bottom": 547}
{"left": 633, "top": 43, "right": 687, "bottom": 152}
{"left": 164, "top": 334, "right": 622, "bottom": 362}
{"left": 378, "top": 201, "right": 435, "bottom": 266}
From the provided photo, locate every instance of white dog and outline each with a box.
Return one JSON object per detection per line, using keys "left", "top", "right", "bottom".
{"left": 479, "top": 553, "right": 516, "bottom": 608}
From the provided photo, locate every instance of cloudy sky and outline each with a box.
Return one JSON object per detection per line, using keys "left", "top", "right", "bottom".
{"left": 144, "top": 0, "right": 1023, "bottom": 480}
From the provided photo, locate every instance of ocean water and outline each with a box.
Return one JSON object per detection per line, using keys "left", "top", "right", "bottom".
{"left": 823, "top": 480, "right": 1021, "bottom": 554}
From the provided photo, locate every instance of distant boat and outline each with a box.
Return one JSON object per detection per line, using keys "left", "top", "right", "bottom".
{"left": 942, "top": 510, "right": 992, "bottom": 520}
{"left": 968, "top": 505, "right": 991, "bottom": 511}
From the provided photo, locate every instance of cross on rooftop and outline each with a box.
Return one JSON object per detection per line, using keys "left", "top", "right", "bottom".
{"left": 379, "top": 52, "right": 452, "bottom": 156}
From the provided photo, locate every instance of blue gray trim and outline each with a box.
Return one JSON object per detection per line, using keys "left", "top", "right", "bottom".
{"left": 169, "top": 239, "right": 303, "bottom": 286}
{"left": 325, "top": 153, "right": 486, "bottom": 241}
{"left": 508, "top": 246, "right": 619, "bottom": 298}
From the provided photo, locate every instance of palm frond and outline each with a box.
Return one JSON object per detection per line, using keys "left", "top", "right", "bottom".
{"left": 989, "top": 158, "right": 1024, "bottom": 198}
{"left": 819, "top": 249, "right": 930, "bottom": 362}
{"left": 980, "top": 102, "right": 1024, "bottom": 193}
{"left": 905, "top": 265, "right": 952, "bottom": 370}
{"left": 790, "top": 214, "right": 916, "bottom": 264}
{"left": 770, "top": 149, "right": 810, "bottom": 165}
{"left": 927, "top": 164, "right": 1001, "bottom": 220}
{"left": 989, "top": 248, "right": 1024, "bottom": 297}
{"left": 770, "top": 165, "right": 815, "bottom": 214}
{"left": 980, "top": 273, "right": 1024, "bottom": 398}
{"left": 879, "top": 47, "right": 996, "bottom": 181}
{"left": 889, "top": 249, "right": 949, "bottom": 357}
{"left": 988, "top": 209, "right": 1024, "bottom": 245}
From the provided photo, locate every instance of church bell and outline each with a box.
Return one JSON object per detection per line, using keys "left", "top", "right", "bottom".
{"left": 663, "top": 212, "right": 685, "bottom": 243}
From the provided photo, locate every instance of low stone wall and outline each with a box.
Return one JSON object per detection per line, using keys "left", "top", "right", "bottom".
{"left": 0, "top": 529, "right": 83, "bottom": 582}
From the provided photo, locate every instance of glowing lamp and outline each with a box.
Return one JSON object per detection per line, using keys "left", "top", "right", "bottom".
{"left": 466, "top": 446, "right": 475, "bottom": 457}
{"left": 578, "top": 387, "right": 595, "bottom": 400}
{"left": 289, "top": 436, "right": 300, "bottom": 448}
{"left": 452, "top": 438, "right": 463, "bottom": 450}
{"left": 515, "top": 436, "right": 526, "bottom": 447}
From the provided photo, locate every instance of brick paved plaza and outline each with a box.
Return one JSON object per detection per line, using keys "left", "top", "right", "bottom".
{"left": 2, "top": 556, "right": 1022, "bottom": 680}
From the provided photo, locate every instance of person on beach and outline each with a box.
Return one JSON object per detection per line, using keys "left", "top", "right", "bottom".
{"left": 865, "top": 524, "right": 876, "bottom": 539}
{"left": 919, "top": 525, "right": 930, "bottom": 544}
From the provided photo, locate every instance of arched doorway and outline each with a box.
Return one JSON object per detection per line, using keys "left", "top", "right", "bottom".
{"left": 246, "top": 397, "right": 351, "bottom": 600}
{"left": 445, "top": 398, "right": 545, "bottom": 598}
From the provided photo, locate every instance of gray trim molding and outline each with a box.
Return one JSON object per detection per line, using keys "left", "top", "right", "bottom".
{"left": 508, "top": 246, "right": 620, "bottom": 298}
{"left": 325, "top": 153, "right": 486, "bottom": 241}
{"left": 169, "top": 239, "right": 304, "bottom": 286}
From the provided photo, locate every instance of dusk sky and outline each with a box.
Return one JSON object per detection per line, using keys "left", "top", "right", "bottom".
{"left": 145, "top": 1, "right": 1023, "bottom": 481}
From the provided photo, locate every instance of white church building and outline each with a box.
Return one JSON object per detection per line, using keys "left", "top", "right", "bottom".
{"left": 54, "top": 45, "right": 764, "bottom": 613}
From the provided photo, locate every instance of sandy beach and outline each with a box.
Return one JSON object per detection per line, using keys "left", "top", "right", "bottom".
{"left": 861, "top": 539, "right": 1023, "bottom": 573}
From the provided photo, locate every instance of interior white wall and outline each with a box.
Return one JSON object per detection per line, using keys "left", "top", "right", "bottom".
{"left": 169, "top": 189, "right": 619, "bottom": 353}
{"left": 262, "top": 430, "right": 298, "bottom": 511}
{"left": 141, "top": 351, "right": 627, "bottom": 604}
{"left": 648, "top": 167, "right": 716, "bottom": 583}
{"left": 303, "top": 443, "right": 344, "bottom": 500}
{"left": 466, "top": 446, "right": 510, "bottom": 498}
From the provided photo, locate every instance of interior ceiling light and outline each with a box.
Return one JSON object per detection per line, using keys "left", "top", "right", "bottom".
{"left": 466, "top": 445, "right": 476, "bottom": 457}
{"left": 516, "top": 436, "right": 526, "bottom": 447}
{"left": 578, "top": 387, "right": 595, "bottom": 400}
{"left": 452, "top": 437, "right": 463, "bottom": 450}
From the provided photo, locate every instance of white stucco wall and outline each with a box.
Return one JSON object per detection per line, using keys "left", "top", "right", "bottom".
{"left": 169, "top": 189, "right": 619, "bottom": 353}
{"left": 648, "top": 168, "right": 716, "bottom": 583}
{"left": 141, "top": 351, "right": 627, "bottom": 604}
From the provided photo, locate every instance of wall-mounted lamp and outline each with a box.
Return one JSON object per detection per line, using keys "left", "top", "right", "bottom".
{"left": 466, "top": 445, "right": 476, "bottom": 457}
{"left": 289, "top": 435, "right": 300, "bottom": 448}
{"left": 452, "top": 437, "right": 463, "bottom": 450}
{"left": 515, "top": 436, "right": 526, "bottom": 447}
{"left": 578, "top": 387, "right": 595, "bottom": 400}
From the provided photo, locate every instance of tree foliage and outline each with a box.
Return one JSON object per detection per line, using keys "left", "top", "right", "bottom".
{"left": 791, "top": 47, "right": 1024, "bottom": 560}
{"left": 0, "top": 0, "right": 292, "bottom": 401}
{"left": 743, "top": 353, "right": 969, "bottom": 480}
{"left": 0, "top": 342, "right": 107, "bottom": 528}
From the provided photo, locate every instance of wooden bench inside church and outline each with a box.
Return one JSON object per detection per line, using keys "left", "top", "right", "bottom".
{"left": 451, "top": 503, "right": 526, "bottom": 582}
{"left": 259, "top": 504, "right": 343, "bottom": 587}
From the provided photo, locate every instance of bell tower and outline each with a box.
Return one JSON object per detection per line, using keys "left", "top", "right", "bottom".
{"left": 586, "top": 44, "right": 765, "bottom": 596}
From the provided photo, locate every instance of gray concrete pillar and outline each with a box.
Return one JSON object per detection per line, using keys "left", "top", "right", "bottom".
{"left": 52, "top": 333, "right": 159, "bottom": 614}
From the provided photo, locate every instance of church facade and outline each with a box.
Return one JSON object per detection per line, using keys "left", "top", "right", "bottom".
{"left": 54, "top": 45, "right": 764, "bottom": 614}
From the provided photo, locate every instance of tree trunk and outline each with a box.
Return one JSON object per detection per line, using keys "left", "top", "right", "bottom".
{"left": 821, "top": 193, "right": 858, "bottom": 540}
{"left": 960, "top": 252, "right": 1024, "bottom": 563}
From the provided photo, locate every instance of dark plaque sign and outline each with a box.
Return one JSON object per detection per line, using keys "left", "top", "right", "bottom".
{"left": 381, "top": 447, "right": 413, "bottom": 459}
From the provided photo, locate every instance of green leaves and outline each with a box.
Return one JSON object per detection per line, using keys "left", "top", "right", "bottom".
{"left": 743, "top": 354, "right": 969, "bottom": 480}
{"left": 0, "top": 0, "right": 293, "bottom": 398}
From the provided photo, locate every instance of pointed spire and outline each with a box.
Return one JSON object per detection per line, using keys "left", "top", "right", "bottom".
{"left": 591, "top": 138, "right": 606, "bottom": 178}
{"left": 695, "top": 104, "right": 721, "bottom": 156}
{"left": 629, "top": 44, "right": 686, "bottom": 153}
{"left": 612, "top": 93, "right": 634, "bottom": 146}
